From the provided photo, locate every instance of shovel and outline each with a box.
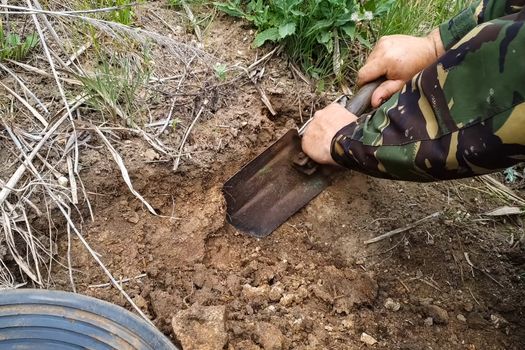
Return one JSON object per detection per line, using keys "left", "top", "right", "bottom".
{"left": 223, "top": 80, "right": 382, "bottom": 237}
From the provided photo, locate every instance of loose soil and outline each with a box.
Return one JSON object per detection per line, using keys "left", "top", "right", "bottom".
{"left": 48, "top": 2, "right": 525, "bottom": 349}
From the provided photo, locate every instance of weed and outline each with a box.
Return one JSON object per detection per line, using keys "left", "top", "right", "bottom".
{"left": 376, "top": 0, "right": 472, "bottom": 36}
{"left": 214, "top": 63, "right": 228, "bottom": 81}
{"left": 0, "top": 23, "right": 39, "bottom": 61}
{"left": 214, "top": 0, "right": 394, "bottom": 79}
{"left": 81, "top": 0, "right": 136, "bottom": 25}
{"left": 79, "top": 50, "right": 151, "bottom": 122}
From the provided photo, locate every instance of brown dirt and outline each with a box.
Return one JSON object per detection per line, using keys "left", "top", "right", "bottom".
{"left": 49, "top": 2, "right": 525, "bottom": 349}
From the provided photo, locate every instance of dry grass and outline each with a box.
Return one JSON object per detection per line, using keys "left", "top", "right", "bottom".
{"left": 0, "top": 0, "right": 218, "bottom": 322}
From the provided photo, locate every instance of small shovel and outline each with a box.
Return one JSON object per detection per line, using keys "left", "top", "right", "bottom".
{"left": 223, "top": 80, "right": 382, "bottom": 237}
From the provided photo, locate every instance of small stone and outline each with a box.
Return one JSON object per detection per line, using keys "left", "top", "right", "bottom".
{"left": 269, "top": 284, "right": 284, "bottom": 302}
{"left": 172, "top": 305, "right": 227, "bottom": 350}
{"left": 324, "top": 325, "right": 333, "bottom": 332}
{"left": 360, "top": 332, "right": 378, "bottom": 346}
{"left": 384, "top": 298, "right": 401, "bottom": 312}
{"left": 132, "top": 295, "right": 148, "bottom": 310}
{"left": 127, "top": 212, "right": 140, "bottom": 224}
{"left": 58, "top": 176, "right": 69, "bottom": 187}
{"left": 424, "top": 317, "right": 434, "bottom": 327}
{"left": 255, "top": 322, "right": 284, "bottom": 350}
{"left": 490, "top": 314, "right": 508, "bottom": 329}
{"left": 463, "top": 302, "right": 474, "bottom": 312}
{"left": 457, "top": 314, "right": 467, "bottom": 323}
{"left": 422, "top": 304, "right": 449, "bottom": 324}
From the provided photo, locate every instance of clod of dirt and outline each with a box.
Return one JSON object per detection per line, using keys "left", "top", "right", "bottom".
{"left": 360, "top": 332, "right": 378, "bottom": 346}
{"left": 144, "top": 149, "right": 159, "bottom": 161}
{"left": 279, "top": 293, "right": 296, "bottom": 307}
{"left": 384, "top": 298, "right": 401, "bottom": 312}
{"left": 268, "top": 283, "right": 284, "bottom": 302}
{"left": 466, "top": 312, "right": 490, "bottom": 330}
{"left": 421, "top": 304, "right": 449, "bottom": 325}
{"left": 236, "top": 340, "right": 263, "bottom": 350}
{"left": 314, "top": 266, "right": 378, "bottom": 314}
{"left": 254, "top": 322, "right": 284, "bottom": 350}
{"left": 172, "top": 305, "right": 227, "bottom": 350}
{"left": 490, "top": 314, "right": 508, "bottom": 329}
{"left": 242, "top": 284, "right": 270, "bottom": 305}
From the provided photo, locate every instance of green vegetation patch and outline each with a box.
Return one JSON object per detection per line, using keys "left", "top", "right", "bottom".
{"left": 214, "top": 0, "right": 394, "bottom": 79}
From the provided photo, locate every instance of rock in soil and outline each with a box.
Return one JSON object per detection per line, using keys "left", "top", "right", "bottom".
{"left": 421, "top": 304, "right": 449, "bottom": 325}
{"left": 254, "top": 322, "right": 284, "bottom": 350}
{"left": 360, "top": 332, "right": 378, "bottom": 346}
{"left": 457, "top": 314, "right": 467, "bottom": 323}
{"left": 172, "top": 305, "right": 227, "bottom": 350}
{"left": 384, "top": 297, "right": 401, "bottom": 311}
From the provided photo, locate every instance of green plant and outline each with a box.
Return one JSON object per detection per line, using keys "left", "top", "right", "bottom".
{"left": 0, "top": 23, "right": 39, "bottom": 61}
{"left": 214, "top": 0, "right": 394, "bottom": 79}
{"left": 81, "top": 0, "right": 136, "bottom": 25}
{"left": 214, "top": 63, "right": 228, "bottom": 80}
{"left": 79, "top": 51, "right": 151, "bottom": 122}
{"left": 376, "top": 0, "right": 471, "bottom": 36}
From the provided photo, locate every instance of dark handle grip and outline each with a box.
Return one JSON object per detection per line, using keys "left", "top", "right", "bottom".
{"left": 341, "top": 78, "right": 385, "bottom": 115}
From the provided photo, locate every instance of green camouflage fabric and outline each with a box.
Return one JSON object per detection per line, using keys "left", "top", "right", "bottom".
{"left": 440, "top": 0, "right": 525, "bottom": 49}
{"left": 331, "top": 1, "right": 525, "bottom": 182}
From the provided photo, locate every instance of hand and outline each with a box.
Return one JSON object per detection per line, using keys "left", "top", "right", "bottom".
{"left": 358, "top": 29, "right": 445, "bottom": 107}
{"left": 301, "top": 103, "right": 358, "bottom": 165}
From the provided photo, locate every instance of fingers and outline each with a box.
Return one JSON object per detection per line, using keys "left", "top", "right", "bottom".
{"left": 301, "top": 104, "right": 358, "bottom": 165}
{"left": 371, "top": 79, "right": 405, "bottom": 108}
{"left": 357, "top": 60, "right": 386, "bottom": 86}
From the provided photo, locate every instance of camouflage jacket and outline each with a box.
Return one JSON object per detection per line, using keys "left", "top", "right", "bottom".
{"left": 331, "top": 0, "right": 525, "bottom": 181}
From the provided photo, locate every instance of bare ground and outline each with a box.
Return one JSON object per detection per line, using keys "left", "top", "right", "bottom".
{"left": 5, "top": 1, "right": 525, "bottom": 349}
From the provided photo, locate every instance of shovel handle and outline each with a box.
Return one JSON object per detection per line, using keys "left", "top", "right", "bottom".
{"left": 341, "top": 78, "right": 385, "bottom": 116}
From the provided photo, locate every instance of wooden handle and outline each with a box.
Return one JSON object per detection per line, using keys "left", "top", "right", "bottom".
{"left": 343, "top": 78, "right": 385, "bottom": 115}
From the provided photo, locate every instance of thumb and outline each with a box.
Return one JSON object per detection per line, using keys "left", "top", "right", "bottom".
{"left": 371, "top": 79, "right": 405, "bottom": 108}
{"left": 357, "top": 60, "right": 386, "bottom": 86}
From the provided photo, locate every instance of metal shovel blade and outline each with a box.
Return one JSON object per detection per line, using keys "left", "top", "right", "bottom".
{"left": 223, "top": 129, "right": 338, "bottom": 237}
{"left": 222, "top": 79, "right": 382, "bottom": 237}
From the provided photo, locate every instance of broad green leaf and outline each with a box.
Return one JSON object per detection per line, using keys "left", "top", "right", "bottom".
{"left": 341, "top": 23, "right": 356, "bottom": 39}
{"left": 278, "top": 22, "right": 296, "bottom": 39}
{"left": 306, "top": 19, "right": 333, "bottom": 35}
{"left": 253, "top": 27, "right": 280, "bottom": 47}
{"left": 356, "top": 33, "right": 372, "bottom": 49}
{"left": 317, "top": 31, "right": 331, "bottom": 44}
{"left": 214, "top": 2, "right": 245, "bottom": 18}
{"left": 290, "top": 9, "right": 305, "bottom": 17}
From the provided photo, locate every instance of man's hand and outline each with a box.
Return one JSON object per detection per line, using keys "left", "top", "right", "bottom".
{"left": 358, "top": 29, "right": 445, "bottom": 107}
{"left": 301, "top": 103, "right": 358, "bottom": 165}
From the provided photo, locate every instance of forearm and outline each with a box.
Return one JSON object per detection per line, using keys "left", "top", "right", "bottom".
{"left": 332, "top": 15, "right": 525, "bottom": 182}
{"left": 439, "top": 0, "right": 525, "bottom": 49}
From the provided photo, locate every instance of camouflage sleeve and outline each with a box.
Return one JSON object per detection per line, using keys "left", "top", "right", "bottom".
{"left": 331, "top": 11, "right": 525, "bottom": 182}
{"left": 440, "top": 0, "right": 525, "bottom": 49}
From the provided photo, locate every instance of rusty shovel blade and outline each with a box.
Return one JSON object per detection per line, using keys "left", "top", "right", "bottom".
{"left": 222, "top": 129, "right": 339, "bottom": 237}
